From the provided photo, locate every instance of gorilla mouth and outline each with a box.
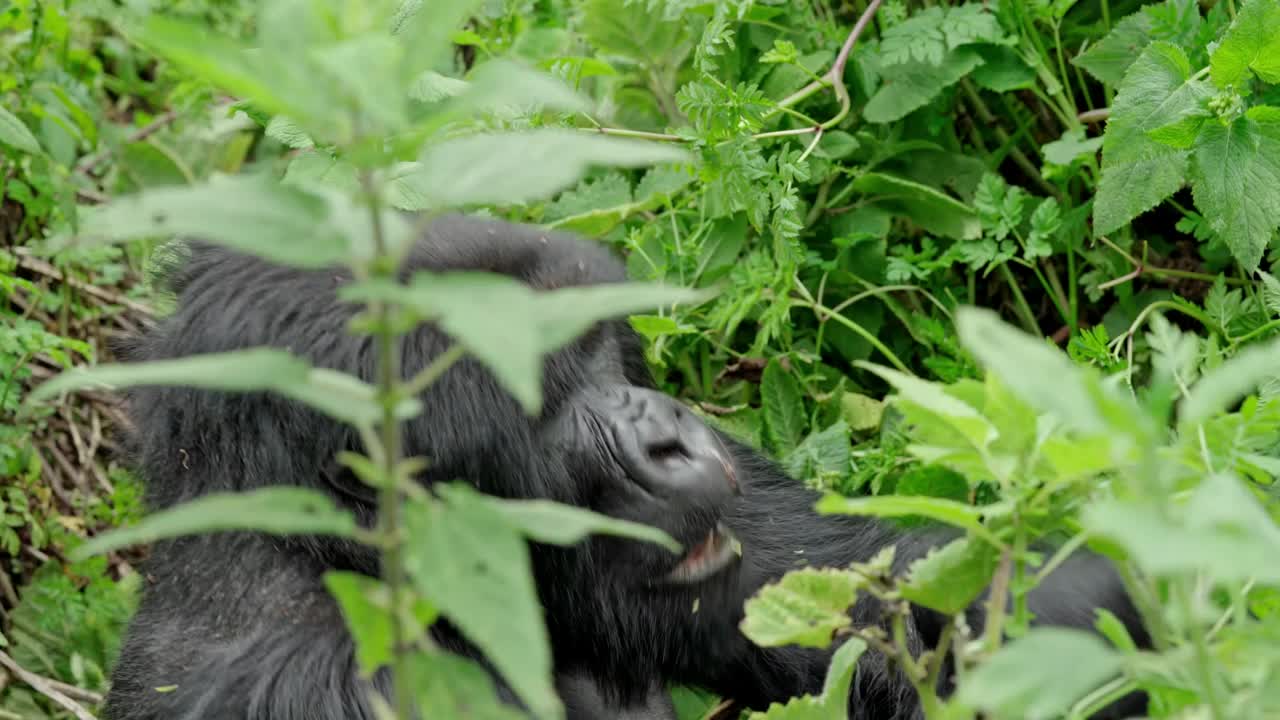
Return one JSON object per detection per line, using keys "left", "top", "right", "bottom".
{"left": 665, "top": 523, "right": 741, "bottom": 584}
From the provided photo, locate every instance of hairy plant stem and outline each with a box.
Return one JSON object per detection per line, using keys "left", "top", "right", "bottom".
{"left": 362, "top": 170, "right": 415, "bottom": 720}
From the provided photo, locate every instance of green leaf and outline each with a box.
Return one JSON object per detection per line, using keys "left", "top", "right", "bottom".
{"left": 1042, "top": 128, "right": 1102, "bottom": 166}
{"left": 416, "top": 129, "right": 689, "bottom": 208}
{"left": 323, "top": 572, "right": 439, "bottom": 677}
{"left": 49, "top": 173, "right": 364, "bottom": 268}
{"left": 0, "top": 105, "right": 42, "bottom": 154}
{"left": 954, "top": 307, "right": 1124, "bottom": 434}
{"left": 855, "top": 362, "right": 996, "bottom": 450}
{"left": 816, "top": 494, "right": 991, "bottom": 540}
{"left": 850, "top": 172, "right": 981, "bottom": 240}
{"left": 864, "top": 47, "right": 986, "bottom": 124}
{"left": 971, "top": 46, "right": 1037, "bottom": 92}
{"left": 26, "top": 348, "right": 405, "bottom": 427}
{"left": 265, "top": 116, "right": 315, "bottom": 149}
{"left": 1083, "top": 473, "right": 1280, "bottom": 583}
{"left": 840, "top": 393, "right": 884, "bottom": 432}
{"left": 740, "top": 567, "right": 863, "bottom": 648}
{"left": 1073, "top": 12, "right": 1154, "bottom": 85}
{"left": 407, "top": 651, "right": 528, "bottom": 720}
{"left": 1209, "top": 0, "right": 1280, "bottom": 87}
{"left": 956, "top": 628, "right": 1124, "bottom": 719}
{"left": 71, "top": 487, "right": 359, "bottom": 560}
{"left": 1094, "top": 42, "right": 1199, "bottom": 234}
{"left": 404, "top": 484, "right": 559, "bottom": 720}
{"left": 344, "top": 273, "right": 708, "bottom": 413}
{"left": 782, "top": 421, "right": 852, "bottom": 484}
{"left": 1181, "top": 336, "right": 1280, "bottom": 423}
{"left": 1187, "top": 106, "right": 1280, "bottom": 272}
{"left": 579, "top": 0, "right": 689, "bottom": 63}
{"left": 900, "top": 537, "right": 998, "bottom": 615}
{"left": 745, "top": 637, "right": 866, "bottom": 720}
{"left": 492, "top": 498, "right": 680, "bottom": 552}
{"left": 761, "top": 359, "right": 807, "bottom": 453}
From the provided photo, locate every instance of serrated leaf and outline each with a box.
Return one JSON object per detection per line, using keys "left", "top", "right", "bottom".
{"left": 1209, "top": 0, "right": 1280, "bottom": 87}
{"left": 491, "top": 498, "right": 679, "bottom": 552}
{"left": 901, "top": 537, "right": 997, "bottom": 615}
{"left": 26, "top": 348, "right": 405, "bottom": 427}
{"left": 864, "top": 47, "right": 985, "bottom": 124}
{"left": 323, "top": 572, "right": 439, "bottom": 677}
{"left": 1073, "top": 12, "right": 1154, "bottom": 85}
{"left": 1180, "top": 336, "right": 1280, "bottom": 424}
{"left": 1094, "top": 42, "right": 1199, "bottom": 234}
{"left": 1083, "top": 473, "right": 1280, "bottom": 583}
{"left": 854, "top": 362, "right": 996, "bottom": 449}
{"left": 850, "top": 172, "right": 980, "bottom": 240}
{"left": 71, "top": 487, "right": 359, "bottom": 560}
{"left": 404, "top": 484, "right": 560, "bottom": 720}
{"left": 761, "top": 359, "right": 807, "bottom": 453}
{"left": 741, "top": 568, "right": 864, "bottom": 648}
{"left": 579, "top": 0, "right": 689, "bottom": 63}
{"left": 746, "top": 637, "right": 866, "bottom": 720}
{"left": 416, "top": 129, "right": 689, "bottom": 208}
{"left": 1187, "top": 106, "right": 1280, "bottom": 272}
{"left": 265, "top": 115, "right": 314, "bottom": 149}
{"left": 0, "top": 105, "right": 41, "bottom": 154}
{"left": 50, "top": 172, "right": 364, "bottom": 268}
{"left": 956, "top": 628, "right": 1124, "bottom": 719}
{"left": 1042, "top": 128, "right": 1102, "bottom": 166}
{"left": 782, "top": 421, "right": 852, "bottom": 483}
{"left": 815, "top": 493, "right": 991, "bottom": 540}
{"left": 342, "top": 274, "right": 708, "bottom": 414}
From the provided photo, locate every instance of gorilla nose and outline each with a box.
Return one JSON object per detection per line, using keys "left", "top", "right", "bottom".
{"left": 604, "top": 388, "right": 739, "bottom": 504}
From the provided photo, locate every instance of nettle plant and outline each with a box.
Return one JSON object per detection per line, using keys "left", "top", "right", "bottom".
{"left": 738, "top": 312, "right": 1280, "bottom": 719}
{"left": 25, "top": 1, "right": 704, "bottom": 718}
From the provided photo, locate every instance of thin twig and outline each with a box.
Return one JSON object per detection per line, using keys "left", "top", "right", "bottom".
{"left": 75, "top": 110, "right": 178, "bottom": 176}
{"left": 0, "top": 649, "right": 99, "bottom": 720}
{"left": 13, "top": 249, "right": 156, "bottom": 320}
{"left": 1077, "top": 107, "right": 1109, "bottom": 123}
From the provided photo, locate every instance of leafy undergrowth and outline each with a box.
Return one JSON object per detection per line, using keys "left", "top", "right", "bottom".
{"left": 1, "top": 0, "right": 1278, "bottom": 718}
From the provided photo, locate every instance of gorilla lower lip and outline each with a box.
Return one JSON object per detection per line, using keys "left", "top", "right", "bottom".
{"left": 665, "top": 523, "right": 740, "bottom": 584}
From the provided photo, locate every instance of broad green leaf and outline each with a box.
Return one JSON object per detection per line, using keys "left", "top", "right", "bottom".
{"left": 900, "top": 537, "right": 998, "bottom": 615}
{"left": 137, "top": 16, "right": 335, "bottom": 138}
{"left": 492, "top": 498, "right": 680, "bottom": 552}
{"left": 815, "top": 494, "right": 992, "bottom": 541}
{"left": 1094, "top": 42, "right": 1197, "bottom": 234}
{"left": 407, "top": 651, "right": 527, "bottom": 720}
{"left": 344, "top": 273, "right": 706, "bottom": 413}
{"left": 416, "top": 129, "right": 690, "bottom": 208}
{"left": 1072, "top": 12, "right": 1153, "bottom": 85}
{"left": 265, "top": 116, "right": 315, "bottom": 149}
{"left": 49, "top": 173, "right": 357, "bottom": 268}
{"left": 864, "top": 47, "right": 986, "bottom": 124}
{"left": 71, "top": 487, "right": 359, "bottom": 560}
{"left": 782, "top": 421, "right": 853, "bottom": 484}
{"left": 323, "top": 572, "right": 439, "bottom": 677}
{"left": 971, "top": 46, "right": 1036, "bottom": 92}
{"left": 0, "top": 105, "right": 41, "bottom": 154}
{"left": 1187, "top": 106, "right": 1280, "bottom": 272}
{"left": 850, "top": 172, "right": 981, "bottom": 240}
{"left": 956, "top": 628, "right": 1124, "bottom": 719}
{"left": 762, "top": 359, "right": 807, "bottom": 453}
{"left": 26, "top": 348, "right": 407, "bottom": 427}
{"left": 1181, "top": 336, "right": 1280, "bottom": 423}
{"left": 1083, "top": 473, "right": 1280, "bottom": 583}
{"left": 955, "top": 307, "right": 1128, "bottom": 435}
{"left": 740, "top": 568, "right": 863, "bottom": 648}
{"left": 840, "top": 393, "right": 884, "bottom": 431}
{"left": 404, "top": 484, "right": 559, "bottom": 720}
{"left": 579, "top": 0, "right": 689, "bottom": 63}
{"left": 745, "top": 637, "right": 866, "bottom": 720}
{"left": 855, "top": 363, "right": 997, "bottom": 450}
{"left": 1209, "top": 0, "right": 1280, "bottom": 87}
{"left": 1042, "top": 128, "right": 1102, "bottom": 166}
{"left": 450, "top": 59, "right": 593, "bottom": 117}
{"left": 394, "top": 0, "right": 487, "bottom": 89}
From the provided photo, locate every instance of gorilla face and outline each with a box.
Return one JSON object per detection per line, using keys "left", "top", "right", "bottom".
{"left": 544, "top": 385, "right": 743, "bottom": 586}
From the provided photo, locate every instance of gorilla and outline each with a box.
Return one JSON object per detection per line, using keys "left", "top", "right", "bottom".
{"left": 103, "top": 215, "right": 1147, "bottom": 720}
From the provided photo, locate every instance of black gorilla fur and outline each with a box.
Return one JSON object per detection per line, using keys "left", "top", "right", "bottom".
{"left": 105, "top": 215, "right": 1147, "bottom": 720}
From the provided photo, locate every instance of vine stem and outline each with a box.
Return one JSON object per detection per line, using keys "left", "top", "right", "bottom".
{"left": 361, "top": 170, "right": 415, "bottom": 720}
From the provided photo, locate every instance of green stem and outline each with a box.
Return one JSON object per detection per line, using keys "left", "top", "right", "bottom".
{"left": 997, "top": 264, "right": 1041, "bottom": 335}
{"left": 790, "top": 297, "right": 913, "bottom": 374}
{"left": 362, "top": 171, "right": 415, "bottom": 720}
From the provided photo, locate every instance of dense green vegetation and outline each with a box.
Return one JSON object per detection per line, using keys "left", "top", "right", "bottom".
{"left": 2, "top": 0, "right": 1279, "bottom": 718}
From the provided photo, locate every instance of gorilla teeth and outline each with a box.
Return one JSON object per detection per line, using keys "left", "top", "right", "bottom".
{"left": 664, "top": 523, "right": 740, "bottom": 584}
